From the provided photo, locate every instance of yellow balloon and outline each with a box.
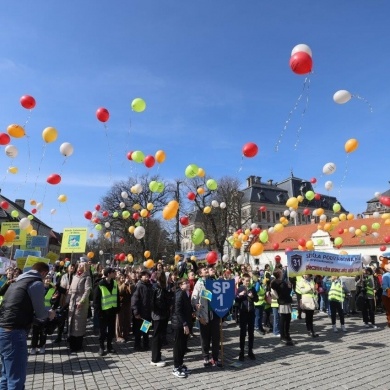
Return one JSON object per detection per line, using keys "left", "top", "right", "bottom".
{"left": 140, "top": 209, "right": 148, "bottom": 218}
{"left": 355, "top": 229, "right": 362, "bottom": 236}
{"left": 274, "top": 223, "right": 284, "bottom": 233}
{"left": 8, "top": 166, "right": 18, "bottom": 174}
{"left": 132, "top": 203, "right": 141, "bottom": 210}
{"left": 250, "top": 242, "right": 264, "bottom": 256}
{"left": 323, "top": 222, "right": 332, "bottom": 232}
{"left": 306, "top": 240, "right": 314, "bottom": 250}
{"left": 344, "top": 138, "right": 359, "bottom": 153}
{"left": 339, "top": 250, "right": 348, "bottom": 255}
{"left": 131, "top": 98, "right": 146, "bottom": 113}
{"left": 7, "top": 124, "right": 25, "bottom": 138}
{"left": 155, "top": 150, "right": 166, "bottom": 164}
{"left": 147, "top": 203, "right": 154, "bottom": 211}
{"left": 87, "top": 251, "right": 95, "bottom": 259}
{"left": 128, "top": 226, "right": 135, "bottom": 234}
{"left": 339, "top": 213, "right": 347, "bottom": 221}
{"left": 104, "top": 232, "right": 111, "bottom": 239}
{"left": 331, "top": 217, "right": 340, "bottom": 225}
{"left": 30, "top": 229, "right": 37, "bottom": 236}
{"left": 174, "top": 254, "right": 181, "bottom": 262}
{"left": 297, "top": 195, "right": 304, "bottom": 202}
{"left": 204, "top": 239, "right": 210, "bottom": 245}
{"left": 381, "top": 213, "right": 390, "bottom": 219}
{"left": 347, "top": 213, "right": 354, "bottom": 220}
{"left": 241, "top": 234, "right": 248, "bottom": 242}
{"left": 280, "top": 216, "right": 287, "bottom": 223}
{"left": 286, "top": 197, "right": 299, "bottom": 209}
{"left": 244, "top": 229, "right": 251, "bottom": 235}
{"left": 145, "top": 259, "right": 155, "bottom": 269}
{"left": 58, "top": 194, "right": 67, "bottom": 202}
{"left": 316, "top": 208, "right": 324, "bottom": 216}
{"left": 197, "top": 187, "right": 205, "bottom": 195}
{"left": 197, "top": 168, "right": 205, "bottom": 177}
{"left": 89, "top": 233, "right": 94, "bottom": 238}
{"left": 144, "top": 250, "right": 151, "bottom": 259}
{"left": 42, "top": 127, "right": 58, "bottom": 143}
{"left": 25, "top": 225, "right": 33, "bottom": 234}
{"left": 203, "top": 206, "right": 211, "bottom": 214}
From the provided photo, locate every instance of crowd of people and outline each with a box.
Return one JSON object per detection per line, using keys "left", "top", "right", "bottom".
{"left": 0, "top": 253, "right": 389, "bottom": 387}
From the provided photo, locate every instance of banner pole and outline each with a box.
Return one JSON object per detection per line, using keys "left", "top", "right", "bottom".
{"left": 220, "top": 317, "right": 224, "bottom": 366}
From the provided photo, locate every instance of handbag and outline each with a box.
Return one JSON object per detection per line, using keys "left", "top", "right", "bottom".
{"left": 265, "top": 291, "right": 272, "bottom": 304}
{"left": 300, "top": 283, "right": 319, "bottom": 310}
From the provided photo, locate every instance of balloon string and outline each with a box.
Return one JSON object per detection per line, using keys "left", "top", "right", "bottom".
{"left": 15, "top": 135, "right": 32, "bottom": 195}
{"left": 293, "top": 77, "right": 311, "bottom": 150}
{"left": 275, "top": 76, "right": 309, "bottom": 152}
{"left": 65, "top": 201, "right": 73, "bottom": 226}
{"left": 352, "top": 94, "right": 373, "bottom": 113}
{"left": 338, "top": 154, "right": 350, "bottom": 198}
{"left": 31, "top": 143, "right": 47, "bottom": 199}
{"left": 104, "top": 124, "right": 112, "bottom": 183}
{"left": 238, "top": 155, "right": 244, "bottom": 172}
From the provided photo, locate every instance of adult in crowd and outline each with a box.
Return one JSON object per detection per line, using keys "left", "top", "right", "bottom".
{"left": 131, "top": 270, "right": 153, "bottom": 351}
{"left": 94, "top": 267, "right": 120, "bottom": 356}
{"left": 68, "top": 261, "right": 92, "bottom": 353}
{"left": 328, "top": 275, "right": 349, "bottom": 332}
{"left": 271, "top": 268, "right": 294, "bottom": 346}
{"left": 191, "top": 265, "right": 222, "bottom": 367}
{"left": 253, "top": 271, "right": 266, "bottom": 335}
{"left": 0, "top": 262, "right": 55, "bottom": 390}
{"left": 116, "top": 273, "right": 133, "bottom": 343}
{"left": 171, "top": 278, "right": 192, "bottom": 378}
{"left": 380, "top": 253, "right": 390, "bottom": 328}
{"left": 298, "top": 274, "right": 319, "bottom": 337}
{"left": 150, "top": 271, "right": 171, "bottom": 367}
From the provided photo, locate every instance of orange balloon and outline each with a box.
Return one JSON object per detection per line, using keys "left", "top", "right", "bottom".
{"left": 87, "top": 251, "right": 94, "bottom": 259}
{"left": 344, "top": 138, "right": 359, "bottom": 153}
{"left": 197, "top": 187, "right": 205, "bottom": 195}
{"left": 4, "top": 230, "right": 16, "bottom": 242}
{"left": 144, "top": 250, "right": 151, "bottom": 259}
{"left": 145, "top": 259, "right": 155, "bottom": 269}
{"left": 233, "top": 240, "right": 242, "bottom": 249}
{"left": 250, "top": 242, "right": 264, "bottom": 256}
{"left": 155, "top": 150, "right": 166, "bottom": 164}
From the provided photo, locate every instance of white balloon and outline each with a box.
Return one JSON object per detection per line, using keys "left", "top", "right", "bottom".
{"left": 222, "top": 254, "right": 229, "bottom": 263}
{"left": 283, "top": 210, "right": 290, "bottom": 217}
{"left": 236, "top": 255, "right": 245, "bottom": 265}
{"left": 250, "top": 223, "right": 258, "bottom": 230}
{"left": 322, "top": 162, "right": 336, "bottom": 175}
{"left": 50, "top": 208, "right": 56, "bottom": 214}
{"left": 134, "top": 184, "right": 143, "bottom": 194}
{"left": 211, "top": 200, "right": 219, "bottom": 208}
{"left": 5, "top": 145, "right": 18, "bottom": 158}
{"left": 36, "top": 202, "right": 43, "bottom": 211}
{"left": 19, "top": 217, "right": 30, "bottom": 230}
{"left": 324, "top": 181, "right": 333, "bottom": 191}
{"left": 220, "top": 202, "right": 226, "bottom": 209}
{"left": 105, "top": 222, "right": 110, "bottom": 228}
{"left": 373, "top": 211, "right": 380, "bottom": 218}
{"left": 362, "top": 255, "right": 371, "bottom": 265}
{"left": 312, "top": 210, "right": 318, "bottom": 216}
{"left": 134, "top": 226, "right": 145, "bottom": 239}
{"left": 333, "top": 90, "right": 352, "bottom": 104}
{"left": 349, "top": 227, "right": 356, "bottom": 234}
{"left": 119, "top": 202, "right": 126, "bottom": 209}
{"left": 268, "top": 227, "right": 274, "bottom": 234}
{"left": 374, "top": 192, "right": 381, "bottom": 199}
{"left": 92, "top": 210, "right": 98, "bottom": 217}
{"left": 106, "top": 260, "right": 110, "bottom": 265}
{"left": 291, "top": 43, "right": 312, "bottom": 57}
{"left": 372, "top": 232, "right": 379, "bottom": 238}
{"left": 290, "top": 210, "right": 297, "bottom": 219}
{"left": 320, "top": 214, "right": 327, "bottom": 221}
{"left": 121, "top": 191, "right": 128, "bottom": 199}
{"left": 99, "top": 250, "right": 104, "bottom": 255}
{"left": 59, "top": 142, "right": 74, "bottom": 157}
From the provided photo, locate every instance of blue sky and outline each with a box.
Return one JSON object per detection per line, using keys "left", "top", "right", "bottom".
{"left": 0, "top": 1, "right": 389, "bottom": 234}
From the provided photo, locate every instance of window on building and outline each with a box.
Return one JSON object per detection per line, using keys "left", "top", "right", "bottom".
{"left": 266, "top": 211, "right": 271, "bottom": 222}
{"left": 254, "top": 258, "right": 259, "bottom": 265}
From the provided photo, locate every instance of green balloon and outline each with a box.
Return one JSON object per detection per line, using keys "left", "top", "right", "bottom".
{"left": 27, "top": 215, "right": 34, "bottom": 220}
{"left": 332, "top": 203, "right": 341, "bottom": 213}
{"left": 156, "top": 182, "right": 165, "bottom": 193}
{"left": 191, "top": 228, "right": 204, "bottom": 245}
{"left": 11, "top": 210, "right": 19, "bottom": 218}
{"left": 113, "top": 211, "right": 119, "bottom": 218}
{"left": 305, "top": 191, "right": 315, "bottom": 201}
{"left": 334, "top": 237, "right": 343, "bottom": 246}
{"left": 95, "top": 224, "right": 102, "bottom": 231}
{"left": 317, "top": 239, "right": 324, "bottom": 245}
{"left": 122, "top": 210, "right": 130, "bottom": 219}
{"left": 372, "top": 222, "right": 381, "bottom": 230}
{"left": 135, "top": 221, "right": 141, "bottom": 227}
{"left": 206, "top": 179, "right": 218, "bottom": 191}
{"left": 360, "top": 239, "right": 366, "bottom": 244}
{"left": 149, "top": 181, "right": 158, "bottom": 192}
{"left": 131, "top": 98, "right": 146, "bottom": 113}
{"left": 132, "top": 150, "right": 145, "bottom": 163}
{"left": 360, "top": 225, "right": 368, "bottom": 232}
{"left": 185, "top": 164, "right": 199, "bottom": 179}
{"left": 259, "top": 230, "right": 268, "bottom": 243}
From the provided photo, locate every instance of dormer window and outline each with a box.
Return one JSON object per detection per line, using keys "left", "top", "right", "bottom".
{"left": 277, "top": 193, "right": 285, "bottom": 203}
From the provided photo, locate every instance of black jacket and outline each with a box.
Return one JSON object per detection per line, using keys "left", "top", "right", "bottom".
{"left": 235, "top": 286, "right": 259, "bottom": 312}
{"left": 171, "top": 289, "right": 192, "bottom": 329}
{"left": 94, "top": 278, "right": 120, "bottom": 317}
{"left": 131, "top": 280, "right": 153, "bottom": 320}
{"left": 151, "top": 284, "right": 172, "bottom": 321}
{"left": 271, "top": 279, "right": 293, "bottom": 305}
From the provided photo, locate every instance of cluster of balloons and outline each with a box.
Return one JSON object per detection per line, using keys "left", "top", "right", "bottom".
{"left": 128, "top": 149, "right": 166, "bottom": 169}
{"left": 96, "top": 98, "right": 146, "bottom": 123}
{"left": 184, "top": 164, "right": 206, "bottom": 179}
{"left": 289, "top": 44, "right": 313, "bottom": 75}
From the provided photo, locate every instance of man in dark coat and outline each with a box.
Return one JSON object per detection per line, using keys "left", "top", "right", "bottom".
{"left": 131, "top": 270, "right": 153, "bottom": 351}
{"left": 171, "top": 278, "right": 193, "bottom": 378}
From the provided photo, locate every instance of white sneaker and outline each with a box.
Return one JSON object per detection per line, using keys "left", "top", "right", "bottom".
{"left": 150, "top": 361, "right": 166, "bottom": 367}
{"left": 341, "top": 325, "right": 347, "bottom": 332}
{"left": 172, "top": 367, "right": 186, "bottom": 378}
{"left": 371, "top": 324, "right": 378, "bottom": 329}
{"left": 364, "top": 323, "right": 370, "bottom": 328}
{"left": 222, "top": 321, "right": 229, "bottom": 328}
{"left": 30, "top": 348, "right": 37, "bottom": 355}
{"left": 332, "top": 325, "right": 338, "bottom": 333}
{"left": 39, "top": 347, "right": 45, "bottom": 354}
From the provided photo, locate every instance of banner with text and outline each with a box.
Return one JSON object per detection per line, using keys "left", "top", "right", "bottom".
{"left": 60, "top": 227, "right": 87, "bottom": 253}
{"left": 287, "top": 251, "right": 362, "bottom": 277}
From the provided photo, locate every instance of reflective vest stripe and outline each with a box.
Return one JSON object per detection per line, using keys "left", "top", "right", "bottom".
{"left": 328, "top": 281, "right": 344, "bottom": 302}
{"left": 44, "top": 288, "right": 55, "bottom": 309}
{"left": 100, "top": 281, "right": 118, "bottom": 310}
{"left": 271, "top": 298, "right": 279, "bottom": 308}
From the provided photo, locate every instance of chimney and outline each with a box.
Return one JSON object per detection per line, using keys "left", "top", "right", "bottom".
{"left": 267, "top": 179, "right": 273, "bottom": 186}
{"left": 246, "top": 176, "right": 255, "bottom": 187}
{"left": 15, "top": 199, "right": 25, "bottom": 209}
{"left": 255, "top": 176, "right": 262, "bottom": 184}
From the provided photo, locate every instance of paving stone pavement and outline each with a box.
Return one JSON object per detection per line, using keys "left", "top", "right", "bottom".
{"left": 25, "top": 312, "right": 390, "bottom": 390}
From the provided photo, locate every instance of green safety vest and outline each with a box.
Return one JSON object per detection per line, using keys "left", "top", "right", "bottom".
{"left": 271, "top": 297, "right": 279, "bottom": 308}
{"left": 295, "top": 276, "right": 303, "bottom": 294}
{"left": 99, "top": 281, "right": 118, "bottom": 310}
{"left": 365, "top": 276, "right": 374, "bottom": 298}
{"left": 300, "top": 279, "right": 315, "bottom": 298}
{"left": 44, "top": 287, "right": 55, "bottom": 309}
{"left": 254, "top": 284, "right": 265, "bottom": 306}
{"left": 328, "top": 281, "right": 344, "bottom": 302}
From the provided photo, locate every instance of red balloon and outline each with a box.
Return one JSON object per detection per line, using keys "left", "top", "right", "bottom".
{"left": 242, "top": 142, "right": 258, "bottom": 158}
{"left": 303, "top": 208, "right": 310, "bottom": 216}
{"left": 0, "top": 133, "right": 11, "bottom": 146}
{"left": 285, "top": 247, "right": 293, "bottom": 253}
{"left": 206, "top": 251, "right": 218, "bottom": 265}
{"left": 126, "top": 151, "right": 133, "bottom": 160}
{"left": 289, "top": 51, "right": 313, "bottom": 75}
{"left": 96, "top": 107, "right": 110, "bottom": 122}
{"left": 187, "top": 192, "right": 196, "bottom": 201}
{"left": 273, "top": 243, "right": 280, "bottom": 250}
{"left": 92, "top": 217, "right": 100, "bottom": 224}
{"left": 84, "top": 211, "right": 92, "bottom": 220}
{"left": 102, "top": 210, "right": 109, "bottom": 217}
{"left": 95, "top": 204, "right": 101, "bottom": 211}
{"left": 310, "top": 177, "right": 317, "bottom": 184}
{"left": 236, "top": 229, "right": 242, "bottom": 234}
{"left": 114, "top": 254, "right": 119, "bottom": 260}
{"left": 259, "top": 206, "right": 267, "bottom": 212}
{"left": 144, "top": 155, "right": 155, "bottom": 168}
{"left": 20, "top": 95, "right": 36, "bottom": 109}
{"left": 314, "top": 193, "right": 321, "bottom": 200}
{"left": 1, "top": 201, "right": 9, "bottom": 209}
{"left": 380, "top": 245, "right": 387, "bottom": 252}
{"left": 0, "top": 235, "right": 4, "bottom": 246}
{"left": 47, "top": 173, "right": 61, "bottom": 185}
{"left": 31, "top": 208, "right": 37, "bottom": 214}
{"left": 133, "top": 213, "right": 139, "bottom": 220}
{"left": 275, "top": 255, "right": 282, "bottom": 262}
{"left": 338, "top": 228, "right": 344, "bottom": 235}
{"left": 252, "top": 228, "right": 261, "bottom": 235}
{"left": 119, "top": 238, "right": 125, "bottom": 245}
{"left": 384, "top": 236, "right": 390, "bottom": 244}
{"left": 180, "top": 216, "right": 189, "bottom": 226}
{"left": 297, "top": 238, "right": 306, "bottom": 247}
{"left": 379, "top": 196, "right": 390, "bottom": 207}
{"left": 118, "top": 253, "right": 126, "bottom": 261}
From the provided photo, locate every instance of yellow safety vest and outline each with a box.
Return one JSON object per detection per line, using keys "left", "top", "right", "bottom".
{"left": 271, "top": 297, "right": 279, "bottom": 308}
{"left": 254, "top": 284, "right": 265, "bottom": 306}
{"left": 295, "top": 276, "right": 303, "bottom": 294}
{"left": 100, "top": 281, "right": 118, "bottom": 310}
{"left": 328, "top": 281, "right": 344, "bottom": 302}
{"left": 44, "top": 287, "right": 55, "bottom": 309}
{"left": 299, "top": 279, "right": 315, "bottom": 298}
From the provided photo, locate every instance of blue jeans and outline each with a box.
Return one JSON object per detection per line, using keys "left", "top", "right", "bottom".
{"left": 320, "top": 294, "right": 329, "bottom": 313}
{"left": 272, "top": 307, "right": 280, "bottom": 335}
{"left": 254, "top": 305, "right": 265, "bottom": 330}
{"left": 0, "top": 328, "right": 28, "bottom": 390}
